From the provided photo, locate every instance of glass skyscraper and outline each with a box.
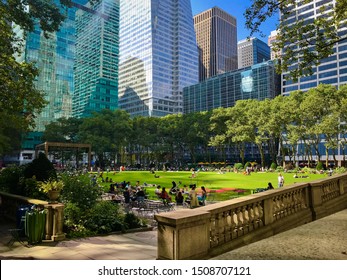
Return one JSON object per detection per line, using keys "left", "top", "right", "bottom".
{"left": 183, "top": 60, "right": 280, "bottom": 113}
{"left": 73, "top": 0, "right": 119, "bottom": 118}
{"left": 118, "top": 0, "right": 199, "bottom": 117}
{"left": 17, "top": 0, "right": 119, "bottom": 163}
{"left": 281, "top": 0, "right": 347, "bottom": 94}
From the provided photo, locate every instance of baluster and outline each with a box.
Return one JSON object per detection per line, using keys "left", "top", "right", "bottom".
{"left": 248, "top": 205, "right": 255, "bottom": 232}
{"left": 236, "top": 207, "right": 244, "bottom": 237}
{"left": 279, "top": 195, "right": 285, "bottom": 218}
{"left": 216, "top": 212, "right": 225, "bottom": 244}
{"left": 257, "top": 202, "right": 264, "bottom": 227}
{"left": 253, "top": 203, "right": 260, "bottom": 228}
{"left": 283, "top": 193, "right": 288, "bottom": 217}
{"left": 209, "top": 215, "right": 218, "bottom": 247}
{"left": 242, "top": 206, "right": 249, "bottom": 234}
{"left": 224, "top": 210, "right": 232, "bottom": 242}
{"left": 231, "top": 210, "right": 238, "bottom": 239}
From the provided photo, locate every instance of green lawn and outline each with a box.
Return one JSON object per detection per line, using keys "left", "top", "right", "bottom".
{"left": 95, "top": 170, "right": 328, "bottom": 201}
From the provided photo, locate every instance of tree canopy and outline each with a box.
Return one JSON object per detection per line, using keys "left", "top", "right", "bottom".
{"left": 245, "top": 0, "right": 347, "bottom": 81}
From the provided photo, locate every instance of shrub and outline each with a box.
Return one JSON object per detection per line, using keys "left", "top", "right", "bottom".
{"left": 84, "top": 201, "right": 125, "bottom": 234}
{"left": 60, "top": 173, "right": 100, "bottom": 211}
{"left": 270, "top": 162, "right": 277, "bottom": 170}
{"left": 316, "top": 161, "right": 324, "bottom": 171}
{"left": 0, "top": 165, "right": 25, "bottom": 194}
{"left": 275, "top": 166, "right": 284, "bottom": 172}
{"left": 123, "top": 212, "right": 146, "bottom": 229}
{"left": 234, "top": 163, "right": 243, "bottom": 170}
{"left": 22, "top": 177, "right": 46, "bottom": 200}
{"left": 244, "top": 162, "right": 251, "bottom": 168}
{"left": 334, "top": 167, "right": 346, "bottom": 174}
{"left": 24, "top": 153, "right": 57, "bottom": 181}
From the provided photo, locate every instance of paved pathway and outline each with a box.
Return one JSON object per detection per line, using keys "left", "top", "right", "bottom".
{"left": 1, "top": 209, "right": 346, "bottom": 260}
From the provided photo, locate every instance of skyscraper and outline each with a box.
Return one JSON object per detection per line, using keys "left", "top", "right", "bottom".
{"left": 16, "top": 0, "right": 119, "bottom": 163}
{"left": 268, "top": 30, "right": 281, "bottom": 61}
{"left": 281, "top": 0, "right": 347, "bottom": 95}
{"left": 73, "top": 0, "right": 119, "bottom": 118}
{"left": 118, "top": 0, "right": 199, "bottom": 117}
{"left": 238, "top": 37, "right": 271, "bottom": 68}
{"left": 194, "top": 6, "right": 238, "bottom": 81}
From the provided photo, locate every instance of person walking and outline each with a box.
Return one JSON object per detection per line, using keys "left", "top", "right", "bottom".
{"left": 278, "top": 173, "right": 284, "bottom": 188}
{"left": 189, "top": 185, "right": 199, "bottom": 208}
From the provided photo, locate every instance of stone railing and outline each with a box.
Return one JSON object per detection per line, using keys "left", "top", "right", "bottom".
{"left": 0, "top": 191, "right": 65, "bottom": 241}
{"left": 155, "top": 173, "right": 347, "bottom": 260}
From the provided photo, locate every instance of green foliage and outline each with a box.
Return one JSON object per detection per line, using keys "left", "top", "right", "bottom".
{"left": 22, "top": 177, "right": 46, "bottom": 199}
{"left": 24, "top": 153, "right": 57, "bottom": 182}
{"left": 244, "top": 162, "right": 251, "bottom": 168}
{"left": 316, "top": 161, "right": 324, "bottom": 171}
{"left": 123, "top": 212, "right": 146, "bottom": 229}
{"left": 334, "top": 167, "right": 347, "bottom": 174}
{"left": 84, "top": 201, "right": 124, "bottom": 234}
{"left": 38, "top": 180, "right": 64, "bottom": 193}
{"left": 0, "top": 165, "right": 25, "bottom": 194}
{"left": 270, "top": 162, "right": 277, "bottom": 170}
{"left": 275, "top": 166, "right": 284, "bottom": 173}
{"left": 234, "top": 163, "right": 244, "bottom": 170}
{"left": 0, "top": 165, "right": 46, "bottom": 198}
{"left": 60, "top": 173, "right": 100, "bottom": 211}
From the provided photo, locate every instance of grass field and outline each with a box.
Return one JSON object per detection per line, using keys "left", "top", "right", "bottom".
{"left": 96, "top": 170, "right": 328, "bottom": 201}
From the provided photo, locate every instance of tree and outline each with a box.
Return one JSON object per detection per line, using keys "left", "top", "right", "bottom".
{"left": 244, "top": 0, "right": 347, "bottom": 81}
{"left": 78, "top": 109, "right": 132, "bottom": 168}
{"left": 43, "top": 117, "right": 82, "bottom": 143}
{"left": 0, "top": 0, "right": 72, "bottom": 156}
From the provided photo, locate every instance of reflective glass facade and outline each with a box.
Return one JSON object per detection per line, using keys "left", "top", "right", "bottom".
{"left": 19, "top": 0, "right": 119, "bottom": 153}
{"left": 282, "top": 0, "right": 347, "bottom": 94}
{"left": 73, "top": 0, "right": 119, "bottom": 118}
{"left": 118, "top": 0, "right": 199, "bottom": 117}
{"left": 183, "top": 60, "right": 280, "bottom": 113}
{"left": 22, "top": 1, "right": 85, "bottom": 131}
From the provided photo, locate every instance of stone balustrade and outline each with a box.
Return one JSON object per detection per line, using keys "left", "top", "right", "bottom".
{"left": 155, "top": 174, "right": 347, "bottom": 260}
{"left": 0, "top": 191, "right": 65, "bottom": 241}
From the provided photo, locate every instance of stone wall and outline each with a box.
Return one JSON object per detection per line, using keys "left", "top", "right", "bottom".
{"left": 155, "top": 174, "right": 347, "bottom": 260}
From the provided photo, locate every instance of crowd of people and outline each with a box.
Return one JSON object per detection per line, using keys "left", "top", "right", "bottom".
{"left": 99, "top": 172, "right": 208, "bottom": 208}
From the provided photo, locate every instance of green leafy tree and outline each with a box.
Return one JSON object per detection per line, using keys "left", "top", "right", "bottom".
{"left": 43, "top": 117, "right": 82, "bottom": 143}
{"left": 78, "top": 109, "right": 132, "bottom": 167}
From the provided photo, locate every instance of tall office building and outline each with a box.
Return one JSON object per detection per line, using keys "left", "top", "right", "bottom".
{"left": 73, "top": 0, "right": 119, "bottom": 118}
{"left": 118, "top": 0, "right": 199, "bottom": 117}
{"left": 281, "top": 0, "right": 347, "bottom": 95}
{"left": 238, "top": 37, "right": 271, "bottom": 68}
{"left": 16, "top": 0, "right": 119, "bottom": 164}
{"left": 268, "top": 30, "right": 281, "bottom": 60}
{"left": 194, "top": 6, "right": 238, "bottom": 81}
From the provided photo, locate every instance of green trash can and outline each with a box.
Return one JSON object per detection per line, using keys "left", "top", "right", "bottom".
{"left": 25, "top": 209, "right": 46, "bottom": 245}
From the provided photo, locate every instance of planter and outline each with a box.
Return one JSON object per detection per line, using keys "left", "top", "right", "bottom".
{"left": 48, "top": 190, "right": 60, "bottom": 202}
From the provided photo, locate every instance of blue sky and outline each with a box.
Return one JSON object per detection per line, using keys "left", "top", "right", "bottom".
{"left": 191, "top": 0, "right": 279, "bottom": 43}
